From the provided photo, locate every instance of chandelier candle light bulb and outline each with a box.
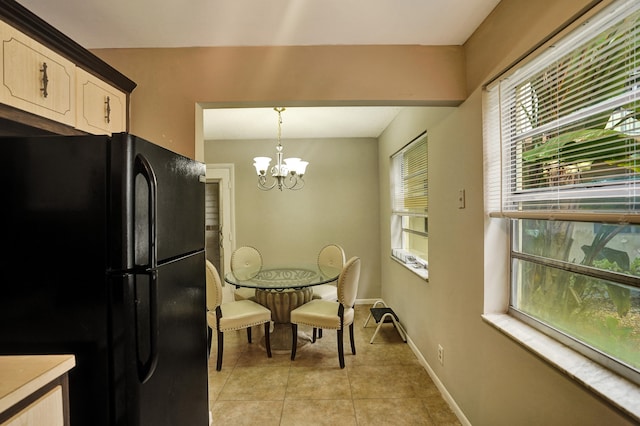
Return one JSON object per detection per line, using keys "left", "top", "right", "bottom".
{"left": 253, "top": 107, "right": 308, "bottom": 191}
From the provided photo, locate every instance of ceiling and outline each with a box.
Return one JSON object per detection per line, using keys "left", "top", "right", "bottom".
{"left": 202, "top": 106, "right": 406, "bottom": 140}
{"left": 15, "top": 0, "right": 500, "bottom": 140}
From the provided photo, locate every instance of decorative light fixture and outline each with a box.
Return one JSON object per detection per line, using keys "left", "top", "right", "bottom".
{"left": 253, "top": 107, "right": 308, "bottom": 191}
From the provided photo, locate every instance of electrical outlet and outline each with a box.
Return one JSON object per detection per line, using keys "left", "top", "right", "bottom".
{"left": 437, "top": 344, "right": 444, "bottom": 365}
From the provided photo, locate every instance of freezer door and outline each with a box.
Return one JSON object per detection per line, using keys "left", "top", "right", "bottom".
{"left": 111, "top": 251, "right": 209, "bottom": 426}
{"left": 108, "top": 133, "right": 206, "bottom": 272}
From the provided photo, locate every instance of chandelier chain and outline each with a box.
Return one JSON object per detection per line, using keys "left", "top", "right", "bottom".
{"left": 275, "top": 107, "right": 284, "bottom": 147}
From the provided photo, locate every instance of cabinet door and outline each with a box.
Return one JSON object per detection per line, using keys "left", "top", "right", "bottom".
{"left": 2, "top": 386, "right": 64, "bottom": 426}
{"left": 75, "top": 67, "right": 126, "bottom": 135}
{"left": 0, "top": 20, "right": 75, "bottom": 127}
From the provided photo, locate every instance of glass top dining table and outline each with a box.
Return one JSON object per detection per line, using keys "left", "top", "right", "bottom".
{"left": 224, "top": 263, "right": 342, "bottom": 353}
{"left": 224, "top": 264, "right": 341, "bottom": 291}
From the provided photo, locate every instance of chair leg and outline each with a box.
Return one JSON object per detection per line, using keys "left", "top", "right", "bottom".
{"left": 291, "top": 323, "right": 298, "bottom": 360}
{"left": 247, "top": 326, "right": 252, "bottom": 343}
{"left": 264, "top": 322, "right": 272, "bottom": 358}
{"left": 337, "top": 328, "right": 345, "bottom": 369}
{"left": 318, "top": 328, "right": 323, "bottom": 338}
{"left": 207, "top": 326, "right": 212, "bottom": 358}
{"left": 349, "top": 322, "right": 356, "bottom": 355}
{"left": 312, "top": 328, "right": 317, "bottom": 343}
{"left": 216, "top": 330, "right": 224, "bottom": 371}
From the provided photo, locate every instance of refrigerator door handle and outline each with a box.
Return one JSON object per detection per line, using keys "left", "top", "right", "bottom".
{"left": 134, "top": 154, "right": 158, "bottom": 269}
{"left": 137, "top": 270, "right": 159, "bottom": 384}
{"left": 134, "top": 154, "right": 159, "bottom": 383}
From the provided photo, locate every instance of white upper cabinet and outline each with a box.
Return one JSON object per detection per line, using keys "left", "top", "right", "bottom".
{"left": 75, "top": 67, "right": 126, "bottom": 135}
{"left": 0, "top": 19, "right": 75, "bottom": 127}
{"left": 0, "top": 2, "right": 135, "bottom": 136}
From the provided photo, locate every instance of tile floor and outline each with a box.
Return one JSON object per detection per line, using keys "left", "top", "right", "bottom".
{"left": 208, "top": 304, "right": 461, "bottom": 425}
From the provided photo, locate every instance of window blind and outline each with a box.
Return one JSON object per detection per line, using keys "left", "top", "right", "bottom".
{"left": 486, "top": 0, "right": 640, "bottom": 222}
{"left": 392, "top": 132, "right": 428, "bottom": 216}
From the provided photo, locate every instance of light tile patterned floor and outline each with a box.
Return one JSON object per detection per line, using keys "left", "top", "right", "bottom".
{"left": 208, "top": 304, "right": 461, "bottom": 425}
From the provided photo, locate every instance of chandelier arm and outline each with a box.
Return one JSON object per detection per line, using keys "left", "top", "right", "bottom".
{"left": 280, "top": 173, "right": 305, "bottom": 190}
{"left": 257, "top": 174, "right": 278, "bottom": 191}
{"left": 280, "top": 174, "right": 296, "bottom": 189}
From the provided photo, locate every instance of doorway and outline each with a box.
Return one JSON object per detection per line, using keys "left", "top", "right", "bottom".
{"left": 204, "top": 164, "right": 235, "bottom": 302}
{"left": 204, "top": 181, "right": 221, "bottom": 271}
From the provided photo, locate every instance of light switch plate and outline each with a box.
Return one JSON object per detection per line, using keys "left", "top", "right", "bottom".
{"left": 458, "top": 189, "right": 465, "bottom": 209}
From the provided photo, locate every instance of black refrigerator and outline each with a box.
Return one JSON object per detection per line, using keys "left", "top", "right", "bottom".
{"left": 0, "top": 132, "right": 209, "bottom": 425}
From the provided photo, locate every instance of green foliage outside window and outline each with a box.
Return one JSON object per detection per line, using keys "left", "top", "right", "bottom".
{"left": 514, "top": 220, "right": 640, "bottom": 371}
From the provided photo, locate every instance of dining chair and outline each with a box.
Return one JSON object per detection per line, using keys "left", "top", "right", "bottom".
{"left": 206, "top": 259, "right": 272, "bottom": 371}
{"left": 312, "top": 243, "right": 346, "bottom": 301}
{"left": 290, "top": 256, "right": 361, "bottom": 369}
{"left": 230, "top": 246, "right": 263, "bottom": 301}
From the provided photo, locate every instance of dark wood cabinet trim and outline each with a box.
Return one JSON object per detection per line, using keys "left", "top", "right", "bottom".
{"left": 0, "top": 104, "right": 87, "bottom": 136}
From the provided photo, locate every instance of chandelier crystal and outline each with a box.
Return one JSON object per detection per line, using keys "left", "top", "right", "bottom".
{"left": 253, "top": 107, "right": 308, "bottom": 191}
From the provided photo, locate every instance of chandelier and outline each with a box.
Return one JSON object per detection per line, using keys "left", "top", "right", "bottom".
{"left": 253, "top": 107, "right": 309, "bottom": 191}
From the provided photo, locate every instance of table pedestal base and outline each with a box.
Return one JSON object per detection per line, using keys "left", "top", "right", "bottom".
{"left": 255, "top": 287, "right": 314, "bottom": 354}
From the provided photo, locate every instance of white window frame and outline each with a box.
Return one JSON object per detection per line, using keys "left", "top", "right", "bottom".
{"left": 483, "top": 0, "right": 640, "bottom": 420}
{"left": 390, "top": 131, "right": 428, "bottom": 279}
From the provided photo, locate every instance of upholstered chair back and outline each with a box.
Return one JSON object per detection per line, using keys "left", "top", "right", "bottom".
{"left": 206, "top": 259, "right": 223, "bottom": 311}
{"left": 230, "top": 246, "right": 263, "bottom": 280}
{"left": 337, "top": 257, "right": 361, "bottom": 308}
{"left": 317, "top": 244, "right": 346, "bottom": 276}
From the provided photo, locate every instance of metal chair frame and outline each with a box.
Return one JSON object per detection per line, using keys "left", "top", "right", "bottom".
{"left": 363, "top": 300, "right": 407, "bottom": 344}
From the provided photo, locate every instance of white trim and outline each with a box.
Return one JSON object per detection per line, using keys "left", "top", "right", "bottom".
{"left": 482, "top": 313, "right": 640, "bottom": 423}
{"left": 390, "top": 255, "right": 428, "bottom": 280}
{"left": 195, "top": 103, "right": 204, "bottom": 162}
{"left": 354, "top": 300, "right": 468, "bottom": 425}
{"left": 205, "top": 163, "right": 236, "bottom": 280}
{"left": 407, "top": 329, "right": 471, "bottom": 426}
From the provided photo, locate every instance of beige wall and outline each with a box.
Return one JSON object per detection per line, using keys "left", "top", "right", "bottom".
{"left": 94, "top": 45, "right": 466, "bottom": 159}
{"left": 89, "top": 0, "right": 634, "bottom": 424}
{"left": 378, "top": 0, "right": 631, "bottom": 424}
{"left": 379, "top": 94, "right": 633, "bottom": 426}
{"left": 205, "top": 136, "right": 382, "bottom": 299}
{"left": 464, "top": 0, "right": 605, "bottom": 91}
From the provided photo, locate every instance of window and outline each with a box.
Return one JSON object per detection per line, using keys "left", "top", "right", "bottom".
{"left": 391, "top": 131, "right": 428, "bottom": 278}
{"left": 485, "top": 0, "right": 640, "bottom": 385}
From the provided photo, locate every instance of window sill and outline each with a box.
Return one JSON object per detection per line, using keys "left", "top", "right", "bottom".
{"left": 482, "top": 313, "right": 640, "bottom": 423}
{"left": 391, "top": 256, "right": 428, "bottom": 280}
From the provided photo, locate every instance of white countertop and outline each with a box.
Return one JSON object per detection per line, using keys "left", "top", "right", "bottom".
{"left": 0, "top": 355, "right": 76, "bottom": 413}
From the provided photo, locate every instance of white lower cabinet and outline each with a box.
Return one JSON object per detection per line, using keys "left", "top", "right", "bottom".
{"left": 2, "top": 386, "right": 64, "bottom": 426}
{"left": 0, "top": 355, "right": 75, "bottom": 426}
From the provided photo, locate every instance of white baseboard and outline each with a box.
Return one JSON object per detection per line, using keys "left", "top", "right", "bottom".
{"left": 355, "top": 298, "right": 380, "bottom": 305}
{"left": 356, "top": 299, "right": 468, "bottom": 424}
{"left": 405, "top": 334, "right": 470, "bottom": 426}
